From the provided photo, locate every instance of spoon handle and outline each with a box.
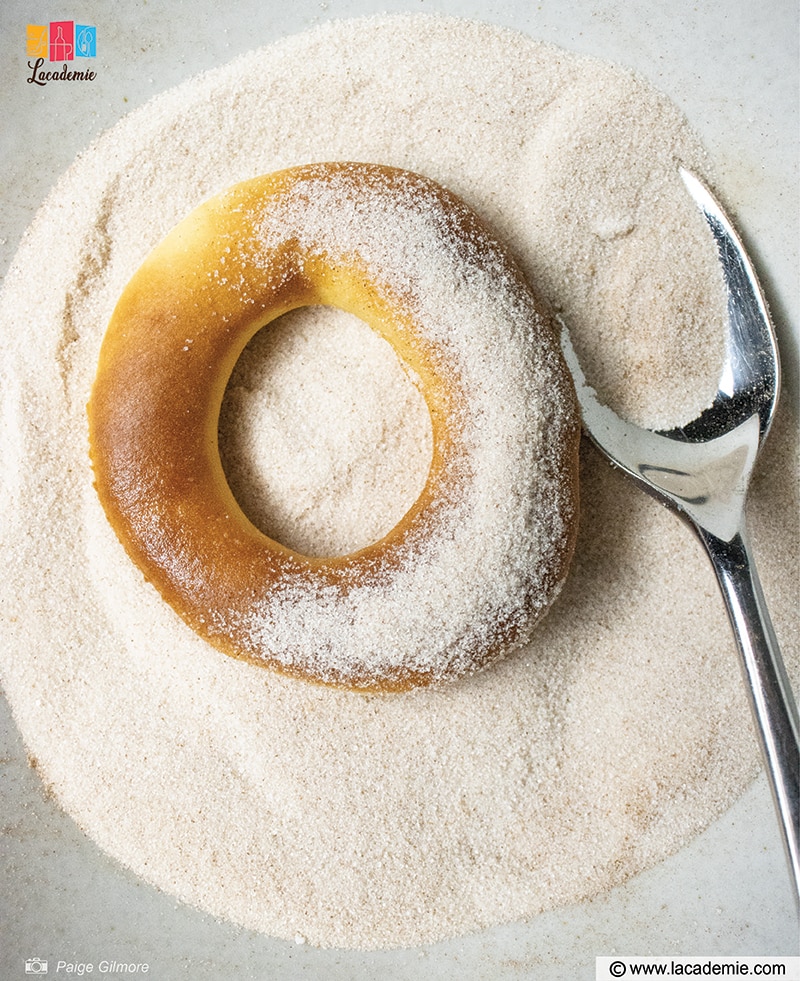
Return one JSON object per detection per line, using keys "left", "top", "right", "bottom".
{"left": 698, "top": 520, "right": 800, "bottom": 903}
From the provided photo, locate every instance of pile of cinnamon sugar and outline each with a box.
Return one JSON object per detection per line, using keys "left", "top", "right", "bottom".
{"left": 0, "top": 13, "right": 796, "bottom": 950}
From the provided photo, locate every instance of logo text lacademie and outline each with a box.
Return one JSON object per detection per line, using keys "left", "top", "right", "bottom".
{"left": 26, "top": 21, "right": 97, "bottom": 86}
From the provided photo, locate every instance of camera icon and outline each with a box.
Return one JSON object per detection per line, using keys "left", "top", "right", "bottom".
{"left": 25, "top": 958, "right": 48, "bottom": 975}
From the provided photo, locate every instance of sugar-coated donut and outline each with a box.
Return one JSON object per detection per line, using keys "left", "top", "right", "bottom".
{"left": 88, "top": 162, "right": 579, "bottom": 691}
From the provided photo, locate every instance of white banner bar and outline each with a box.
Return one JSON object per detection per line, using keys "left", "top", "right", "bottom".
{"left": 596, "top": 956, "right": 800, "bottom": 981}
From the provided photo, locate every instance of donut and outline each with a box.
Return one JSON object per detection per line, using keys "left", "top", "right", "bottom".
{"left": 87, "top": 162, "right": 580, "bottom": 691}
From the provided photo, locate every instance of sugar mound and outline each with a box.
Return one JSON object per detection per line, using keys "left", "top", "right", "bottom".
{"left": 0, "top": 13, "right": 796, "bottom": 950}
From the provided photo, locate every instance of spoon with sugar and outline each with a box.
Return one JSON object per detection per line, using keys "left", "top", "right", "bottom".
{"left": 559, "top": 168, "right": 799, "bottom": 901}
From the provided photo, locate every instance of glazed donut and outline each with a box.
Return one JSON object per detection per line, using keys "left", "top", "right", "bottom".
{"left": 88, "top": 162, "right": 579, "bottom": 691}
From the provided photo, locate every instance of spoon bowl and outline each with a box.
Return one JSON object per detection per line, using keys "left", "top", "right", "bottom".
{"left": 559, "top": 168, "right": 800, "bottom": 901}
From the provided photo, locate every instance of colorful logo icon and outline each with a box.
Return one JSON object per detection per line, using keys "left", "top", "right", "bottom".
{"left": 26, "top": 21, "right": 97, "bottom": 61}
{"left": 76, "top": 25, "right": 97, "bottom": 58}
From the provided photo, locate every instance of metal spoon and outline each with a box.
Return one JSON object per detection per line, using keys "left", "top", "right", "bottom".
{"left": 559, "top": 168, "right": 800, "bottom": 901}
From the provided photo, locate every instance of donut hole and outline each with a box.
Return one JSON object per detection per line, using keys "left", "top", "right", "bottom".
{"left": 218, "top": 305, "right": 434, "bottom": 558}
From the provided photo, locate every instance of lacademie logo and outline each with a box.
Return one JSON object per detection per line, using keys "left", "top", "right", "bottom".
{"left": 26, "top": 21, "right": 98, "bottom": 86}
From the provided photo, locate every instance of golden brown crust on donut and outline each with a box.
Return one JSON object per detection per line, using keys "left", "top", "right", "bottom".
{"left": 88, "top": 162, "right": 579, "bottom": 691}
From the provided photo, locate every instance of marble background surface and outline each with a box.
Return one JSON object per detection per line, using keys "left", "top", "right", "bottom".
{"left": 1, "top": 1, "right": 797, "bottom": 978}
